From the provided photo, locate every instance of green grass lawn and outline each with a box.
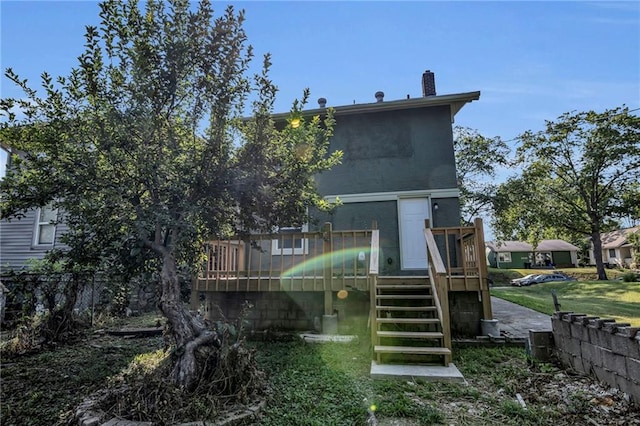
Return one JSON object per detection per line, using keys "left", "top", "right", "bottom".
{"left": 3, "top": 319, "right": 638, "bottom": 425}
{"left": 492, "top": 280, "right": 640, "bottom": 326}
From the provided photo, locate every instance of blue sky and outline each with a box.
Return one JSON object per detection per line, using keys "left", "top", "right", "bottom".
{"left": 1, "top": 1, "right": 639, "bottom": 237}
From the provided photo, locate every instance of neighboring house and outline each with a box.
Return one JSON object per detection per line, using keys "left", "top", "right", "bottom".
{"left": 589, "top": 227, "right": 639, "bottom": 268}
{"left": 0, "top": 204, "right": 68, "bottom": 271}
{"left": 195, "top": 71, "right": 493, "bottom": 374}
{"left": 486, "top": 239, "right": 579, "bottom": 269}
{"left": 0, "top": 144, "right": 68, "bottom": 272}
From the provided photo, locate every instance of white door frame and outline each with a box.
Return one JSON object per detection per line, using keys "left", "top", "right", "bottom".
{"left": 398, "top": 197, "right": 432, "bottom": 270}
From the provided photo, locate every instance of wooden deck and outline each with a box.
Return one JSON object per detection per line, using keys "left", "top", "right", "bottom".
{"left": 193, "top": 219, "right": 492, "bottom": 367}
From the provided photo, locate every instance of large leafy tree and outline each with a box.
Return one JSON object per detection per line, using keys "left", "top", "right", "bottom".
{"left": 492, "top": 107, "right": 640, "bottom": 280}
{"left": 453, "top": 127, "right": 509, "bottom": 225}
{"left": 0, "top": 0, "right": 340, "bottom": 387}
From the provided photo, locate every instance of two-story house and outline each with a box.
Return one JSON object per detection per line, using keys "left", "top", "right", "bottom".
{"left": 194, "top": 71, "right": 491, "bottom": 371}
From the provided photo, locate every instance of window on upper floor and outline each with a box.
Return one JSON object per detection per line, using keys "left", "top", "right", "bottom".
{"left": 34, "top": 205, "right": 58, "bottom": 246}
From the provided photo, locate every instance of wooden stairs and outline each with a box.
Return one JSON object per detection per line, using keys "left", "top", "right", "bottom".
{"left": 372, "top": 276, "right": 451, "bottom": 366}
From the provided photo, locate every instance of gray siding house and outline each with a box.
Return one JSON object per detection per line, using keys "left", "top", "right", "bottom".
{"left": 0, "top": 144, "right": 68, "bottom": 272}
{"left": 0, "top": 206, "right": 68, "bottom": 271}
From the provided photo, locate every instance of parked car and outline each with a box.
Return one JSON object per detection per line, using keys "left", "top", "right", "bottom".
{"left": 530, "top": 273, "right": 577, "bottom": 285}
{"left": 510, "top": 274, "right": 540, "bottom": 287}
{"left": 518, "top": 274, "right": 547, "bottom": 286}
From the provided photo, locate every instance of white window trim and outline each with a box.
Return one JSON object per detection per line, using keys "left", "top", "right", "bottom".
{"left": 33, "top": 205, "right": 58, "bottom": 247}
{"left": 271, "top": 224, "right": 309, "bottom": 255}
{"left": 498, "top": 252, "right": 512, "bottom": 263}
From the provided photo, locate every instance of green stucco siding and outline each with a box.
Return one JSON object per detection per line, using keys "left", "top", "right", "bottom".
{"left": 315, "top": 105, "right": 457, "bottom": 195}
{"left": 495, "top": 251, "right": 530, "bottom": 269}
{"left": 310, "top": 103, "right": 462, "bottom": 275}
{"left": 315, "top": 201, "right": 401, "bottom": 275}
{"left": 552, "top": 251, "right": 573, "bottom": 267}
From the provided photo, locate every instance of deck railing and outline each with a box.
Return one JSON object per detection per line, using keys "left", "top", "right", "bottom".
{"left": 195, "top": 218, "right": 492, "bottom": 324}
{"left": 427, "top": 217, "right": 492, "bottom": 319}
{"left": 196, "top": 223, "right": 375, "bottom": 293}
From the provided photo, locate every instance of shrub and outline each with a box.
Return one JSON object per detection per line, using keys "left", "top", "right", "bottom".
{"left": 621, "top": 271, "right": 640, "bottom": 282}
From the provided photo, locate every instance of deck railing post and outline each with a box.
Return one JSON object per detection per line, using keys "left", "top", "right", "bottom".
{"left": 474, "top": 217, "right": 493, "bottom": 320}
{"left": 190, "top": 277, "right": 199, "bottom": 311}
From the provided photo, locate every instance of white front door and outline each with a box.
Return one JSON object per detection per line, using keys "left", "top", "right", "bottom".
{"left": 399, "top": 198, "right": 429, "bottom": 269}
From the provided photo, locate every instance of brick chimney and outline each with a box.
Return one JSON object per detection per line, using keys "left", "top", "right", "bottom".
{"left": 422, "top": 70, "right": 436, "bottom": 96}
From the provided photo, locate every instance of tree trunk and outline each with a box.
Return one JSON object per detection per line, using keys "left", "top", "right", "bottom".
{"left": 591, "top": 231, "right": 608, "bottom": 281}
{"left": 158, "top": 250, "right": 219, "bottom": 388}
{"left": 44, "top": 273, "right": 83, "bottom": 342}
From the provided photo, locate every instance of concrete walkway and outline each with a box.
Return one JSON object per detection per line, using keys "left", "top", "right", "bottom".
{"left": 491, "top": 296, "right": 552, "bottom": 339}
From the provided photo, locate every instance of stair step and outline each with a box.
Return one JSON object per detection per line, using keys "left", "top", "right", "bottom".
{"left": 377, "top": 318, "right": 440, "bottom": 324}
{"left": 377, "top": 285, "right": 430, "bottom": 290}
{"left": 376, "top": 295, "right": 433, "bottom": 300}
{"left": 378, "top": 276, "right": 428, "bottom": 280}
{"left": 377, "top": 331, "right": 443, "bottom": 339}
{"left": 374, "top": 345, "right": 451, "bottom": 355}
{"left": 375, "top": 305, "right": 436, "bottom": 311}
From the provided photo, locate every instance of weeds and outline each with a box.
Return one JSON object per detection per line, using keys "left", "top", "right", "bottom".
{"left": 2, "top": 321, "right": 638, "bottom": 425}
{"left": 97, "top": 304, "right": 266, "bottom": 424}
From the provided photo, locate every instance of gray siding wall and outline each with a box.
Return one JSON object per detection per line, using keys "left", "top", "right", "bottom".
{"left": 0, "top": 208, "right": 68, "bottom": 272}
{"left": 315, "top": 105, "right": 457, "bottom": 195}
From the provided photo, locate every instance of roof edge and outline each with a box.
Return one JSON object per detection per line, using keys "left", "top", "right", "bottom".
{"left": 269, "top": 91, "right": 481, "bottom": 120}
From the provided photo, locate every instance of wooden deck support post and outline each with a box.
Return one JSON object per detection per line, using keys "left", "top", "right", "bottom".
{"left": 369, "top": 220, "right": 379, "bottom": 351}
{"left": 474, "top": 217, "right": 493, "bottom": 320}
{"left": 323, "top": 222, "right": 334, "bottom": 316}
{"left": 437, "top": 274, "right": 452, "bottom": 365}
{"left": 190, "top": 277, "right": 199, "bottom": 311}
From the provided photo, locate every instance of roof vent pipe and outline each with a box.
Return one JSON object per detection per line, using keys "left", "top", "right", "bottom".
{"left": 318, "top": 97, "right": 327, "bottom": 108}
{"left": 422, "top": 70, "right": 436, "bottom": 96}
{"left": 375, "top": 91, "right": 384, "bottom": 102}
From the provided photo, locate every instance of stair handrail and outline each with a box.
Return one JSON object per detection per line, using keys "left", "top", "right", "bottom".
{"left": 369, "top": 229, "right": 380, "bottom": 275}
{"left": 424, "top": 226, "right": 452, "bottom": 364}
{"left": 424, "top": 227, "right": 446, "bottom": 320}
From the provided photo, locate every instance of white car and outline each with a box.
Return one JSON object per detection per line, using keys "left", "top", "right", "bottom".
{"left": 510, "top": 274, "right": 539, "bottom": 286}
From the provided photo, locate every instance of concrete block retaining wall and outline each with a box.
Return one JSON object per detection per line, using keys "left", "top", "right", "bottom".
{"left": 552, "top": 312, "right": 640, "bottom": 404}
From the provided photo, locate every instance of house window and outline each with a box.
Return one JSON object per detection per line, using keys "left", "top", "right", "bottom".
{"left": 272, "top": 225, "right": 308, "bottom": 255}
{"left": 498, "top": 252, "right": 512, "bottom": 263}
{"left": 34, "top": 205, "right": 57, "bottom": 246}
{"left": 0, "top": 145, "right": 8, "bottom": 180}
{"left": 608, "top": 249, "right": 616, "bottom": 258}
